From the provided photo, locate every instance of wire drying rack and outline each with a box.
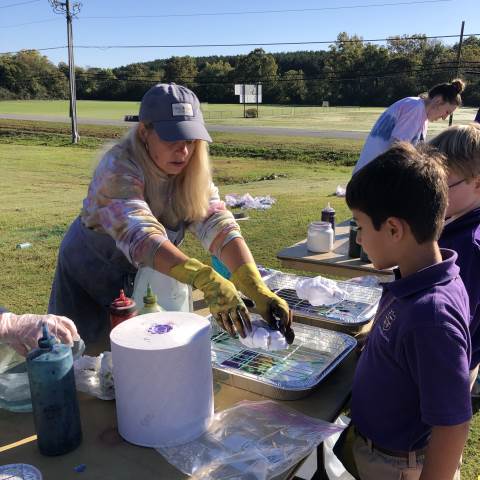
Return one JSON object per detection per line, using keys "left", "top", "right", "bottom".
{"left": 263, "top": 271, "right": 382, "bottom": 328}
{"left": 210, "top": 315, "right": 356, "bottom": 400}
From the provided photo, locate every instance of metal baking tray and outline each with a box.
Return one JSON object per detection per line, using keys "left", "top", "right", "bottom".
{"left": 262, "top": 271, "right": 382, "bottom": 333}
{"left": 210, "top": 315, "right": 356, "bottom": 400}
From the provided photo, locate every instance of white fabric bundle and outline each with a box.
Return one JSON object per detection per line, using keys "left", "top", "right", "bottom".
{"left": 295, "top": 276, "right": 346, "bottom": 306}
{"left": 239, "top": 319, "right": 288, "bottom": 351}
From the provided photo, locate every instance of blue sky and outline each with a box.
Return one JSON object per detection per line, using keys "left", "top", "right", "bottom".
{"left": 1, "top": 0, "right": 478, "bottom": 68}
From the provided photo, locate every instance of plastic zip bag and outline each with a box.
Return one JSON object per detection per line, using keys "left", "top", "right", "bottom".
{"left": 0, "top": 344, "right": 32, "bottom": 412}
{"left": 157, "top": 400, "right": 344, "bottom": 480}
{"left": 73, "top": 351, "right": 115, "bottom": 400}
{"left": 0, "top": 339, "right": 85, "bottom": 412}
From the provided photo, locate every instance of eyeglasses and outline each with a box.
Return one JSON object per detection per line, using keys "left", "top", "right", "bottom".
{"left": 448, "top": 178, "right": 466, "bottom": 189}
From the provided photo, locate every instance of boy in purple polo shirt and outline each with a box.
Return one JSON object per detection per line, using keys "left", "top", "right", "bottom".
{"left": 430, "top": 123, "right": 480, "bottom": 395}
{"left": 345, "top": 142, "right": 472, "bottom": 480}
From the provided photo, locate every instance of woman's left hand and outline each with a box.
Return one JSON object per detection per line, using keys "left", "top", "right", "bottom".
{"left": 231, "top": 263, "right": 294, "bottom": 343}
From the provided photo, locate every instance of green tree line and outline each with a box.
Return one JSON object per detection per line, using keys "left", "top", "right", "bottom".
{"left": 1, "top": 33, "right": 479, "bottom": 106}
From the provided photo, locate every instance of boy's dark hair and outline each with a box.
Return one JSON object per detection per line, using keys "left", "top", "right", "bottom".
{"left": 346, "top": 142, "right": 447, "bottom": 243}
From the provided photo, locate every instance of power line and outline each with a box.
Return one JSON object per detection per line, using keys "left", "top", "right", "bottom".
{"left": 0, "top": 0, "right": 452, "bottom": 29}
{"left": 11, "top": 63, "right": 479, "bottom": 87}
{"left": 0, "top": 46, "right": 67, "bottom": 53}
{"left": 0, "top": 18, "right": 60, "bottom": 28}
{"left": 0, "top": 0, "right": 453, "bottom": 30}
{"left": 71, "top": 60, "right": 477, "bottom": 81}
{"left": 3, "top": 33, "right": 479, "bottom": 55}
{"left": 79, "top": 0, "right": 452, "bottom": 20}
{"left": 72, "top": 33, "right": 480, "bottom": 49}
{"left": 0, "top": 0, "right": 39, "bottom": 8}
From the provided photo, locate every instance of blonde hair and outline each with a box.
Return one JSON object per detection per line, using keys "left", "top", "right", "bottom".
{"left": 118, "top": 124, "right": 212, "bottom": 222}
{"left": 429, "top": 123, "right": 480, "bottom": 179}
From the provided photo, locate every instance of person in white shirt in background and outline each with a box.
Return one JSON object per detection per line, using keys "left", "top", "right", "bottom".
{"left": 353, "top": 78, "right": 465, "bottom": 175}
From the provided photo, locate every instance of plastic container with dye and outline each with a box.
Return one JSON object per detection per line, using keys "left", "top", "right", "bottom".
{"left": 26, "top": 324, "right": 82, "bottom": 456}
{"left": 138, "top": 284, "right": 163, "bottom": 315}
{"left": 109, "top": 290, "right": 137, "bottom": 330}
{"left": 321, "top": 203, "right": 336, "bottom": 234}
{"left": 348, "top": 219, "right": 362, "bottom": 258}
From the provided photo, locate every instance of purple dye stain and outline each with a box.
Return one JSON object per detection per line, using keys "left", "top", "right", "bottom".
{"left": 148, "top": 324, "right": 173, "bottom": 335}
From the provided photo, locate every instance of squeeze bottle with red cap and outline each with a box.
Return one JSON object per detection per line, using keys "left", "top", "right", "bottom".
{"left": 109, "top": 289, "right": 137, "bottom": 329}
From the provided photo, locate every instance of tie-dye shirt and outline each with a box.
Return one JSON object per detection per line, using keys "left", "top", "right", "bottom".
{"left": 81, "top": 143, "right": 242, "bottom": 269}
{"left": 353, "top": 97, "right": 428, "bottom": 174}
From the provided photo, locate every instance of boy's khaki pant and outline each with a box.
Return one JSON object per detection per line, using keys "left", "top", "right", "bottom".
{"left": 352, "top": 434, "right": 461, "bottom": 480}
{"left": 469, "top": 364, "right": 479, "bottom": 391}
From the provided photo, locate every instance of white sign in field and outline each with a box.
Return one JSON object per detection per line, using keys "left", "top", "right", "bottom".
{"left": 234, "top": 84, "right": 262, "bottom": 104}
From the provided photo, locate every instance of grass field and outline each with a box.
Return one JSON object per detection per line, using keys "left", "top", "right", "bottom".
{"left": 0, "top": 100, "right": 477, "bottom": 133}
{"left": 0, "top": 122, "right": 478, "bottom": 478}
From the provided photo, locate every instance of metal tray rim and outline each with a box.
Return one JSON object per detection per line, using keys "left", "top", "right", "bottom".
{"left": 210, "top": 319, "right": 357, "bottom": 395}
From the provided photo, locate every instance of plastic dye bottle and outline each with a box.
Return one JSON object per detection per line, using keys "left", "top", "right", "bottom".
{"left": 348, "top": 219, "right": 362, "bottom": 258}
{"left": 139, "top": 284, "right": 164, "bottom": 315}
{"left": 26, "top": 323, "right": 82, "bottom": 456}
{"left": 321, "top": 202, "right": 336, "bottom": 234}
{"left": 109, "top": 289, "right": 137, "bottom": 329}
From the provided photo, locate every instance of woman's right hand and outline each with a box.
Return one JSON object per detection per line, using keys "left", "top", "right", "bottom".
{"left": 169, "top": 258, "right": 252, "bottom": 337}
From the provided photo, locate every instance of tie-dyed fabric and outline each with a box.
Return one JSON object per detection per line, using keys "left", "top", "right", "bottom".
{"left": 353, "top": 97, "right": 428, "bottom": 174}
{"left": 81, "top": 144, "right": 242, "bottom": 269}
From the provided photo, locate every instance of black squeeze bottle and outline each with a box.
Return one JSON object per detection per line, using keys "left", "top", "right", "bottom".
{"left": 26, "top": 323, "right": 82, "bottom": 455}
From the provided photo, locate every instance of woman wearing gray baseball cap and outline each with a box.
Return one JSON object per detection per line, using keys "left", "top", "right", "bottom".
{"left": 48, "top": 83, "right": 293, "bottom": 343}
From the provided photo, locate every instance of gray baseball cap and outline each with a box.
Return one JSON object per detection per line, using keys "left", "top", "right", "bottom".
{"left": 139, "top": 83, "right": 212, "bottom": 142}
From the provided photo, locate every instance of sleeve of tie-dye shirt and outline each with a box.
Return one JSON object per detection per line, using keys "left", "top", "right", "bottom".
{"left": 188, "top": 183, "right": 242, "bottom": 257}
{"left": 390, "top": 99, "right": 426, "bottom": 143}
{"left": 83, "top": 152, "right": 169, "bottom": 269}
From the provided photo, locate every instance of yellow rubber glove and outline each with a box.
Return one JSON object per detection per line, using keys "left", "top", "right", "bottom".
{"left": 169, "top": 258, "right": 252, "bottom": 338}
{"left": 230, "top": 263, "right": 294, "bottom": 344}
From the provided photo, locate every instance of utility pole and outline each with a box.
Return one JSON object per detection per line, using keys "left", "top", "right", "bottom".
{"left": 449, "top": 20, "right": 465, "bottom": 127}
{"left": 49, "top": 0, "right": 81, "bottom": 143}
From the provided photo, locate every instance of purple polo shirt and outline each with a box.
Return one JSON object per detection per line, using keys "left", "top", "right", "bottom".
{"left": 351, "top": 249, "right": 472, "bottom": 452}
{"left": 439, "top": 207, "right": 480, "bottom": 368}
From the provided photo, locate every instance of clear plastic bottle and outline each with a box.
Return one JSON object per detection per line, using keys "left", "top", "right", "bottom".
{"left": 307, "top": 221, "right": 334, "bottom": 253}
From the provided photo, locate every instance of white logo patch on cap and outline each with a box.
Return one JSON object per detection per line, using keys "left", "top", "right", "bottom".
{"left": 172, "top": 103, "right": 194, "bottom": 117}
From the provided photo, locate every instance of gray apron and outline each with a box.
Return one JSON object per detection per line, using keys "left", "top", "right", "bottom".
{"left": 48, "top": 217, "right": 184, "bottom": 342}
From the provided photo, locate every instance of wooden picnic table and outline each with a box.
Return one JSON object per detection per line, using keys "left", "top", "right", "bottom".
{"left": 277, "top": 221, "right": 393, "bottom": 279}
{"left": 0, "top": 297, "right": 357, "bottom": 480}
